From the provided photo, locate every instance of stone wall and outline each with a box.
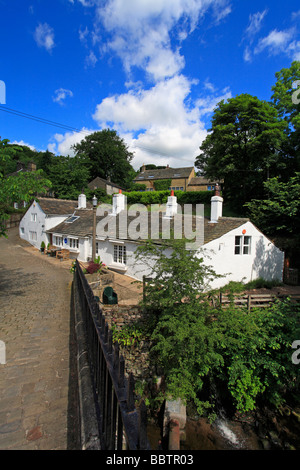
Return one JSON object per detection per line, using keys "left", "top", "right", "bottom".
{"left": 101, "top": 304, "right": 155, "bottom": 382}
{"left": 87, "top": 271, "right": 156, "bottom": 382}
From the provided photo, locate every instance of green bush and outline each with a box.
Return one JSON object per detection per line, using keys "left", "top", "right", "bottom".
{"left": 153, "top": 179, "right": 171, "bottom": 191}
{"left": 124, "top": 190, "right": 213, "bottom": 207}
{"left": 129, "top": 183, "right": 147, "bottom": 191}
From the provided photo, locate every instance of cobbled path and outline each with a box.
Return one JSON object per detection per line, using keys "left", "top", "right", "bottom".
{"left": 0, "top": 228, "right": 77, "bottom": 450}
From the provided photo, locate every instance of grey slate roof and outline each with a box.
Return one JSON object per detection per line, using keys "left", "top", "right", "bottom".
{"left": 88, "top": 176, "right": 124, "bottom": 191}
{"left": 133, "top": 167, "right": 194, "bottom": 182}
{"left": 188, "top": 177, "right": 219, "bottom": 186}
{"left": 47, "top": 206, "right": 249, "bottom": 245}
{"left": 37, "top": 197, "right": 80, "bottom": 216}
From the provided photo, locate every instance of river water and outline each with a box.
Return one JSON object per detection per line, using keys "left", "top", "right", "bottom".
{"left": 147, "top": 415, "right": 262, "bottom": 451}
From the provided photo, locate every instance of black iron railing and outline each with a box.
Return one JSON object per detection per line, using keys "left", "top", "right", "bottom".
{"left": 74, "top": 260, "right": 150, "bottom": 450}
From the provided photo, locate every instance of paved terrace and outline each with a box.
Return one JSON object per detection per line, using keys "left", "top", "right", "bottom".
{"left": 0, "top": 228, "right": 142, "bottom": 450}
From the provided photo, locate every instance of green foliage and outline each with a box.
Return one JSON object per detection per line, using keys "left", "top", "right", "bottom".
{"left": 84, "top": 187, "right": 112, "bottom": 204}
{"left": 215, "top": 300, "right": 300, "bottom": 411}
{"left": 136, "top": 239, "right": 223, "bottom": 413}
{"left": 0, "top": 139, "right": 52, "bottom": 236}
{"left": 245, "top": 173, "right": 300, "bottom": 236}
{"left": 129, "top": 183, "right": 147, "bottom": 191}
{"left": 48, "top": 154, "right": 90, "bottom": 200}
{"left": 153, "top": 179, "right": 171, "bottom": 191}
{"left": 72, "top": 129, "right": 134, "bottom": 189}
{"left": 111, "top": 323, "right": 145, "bottom": 348}
{"left": 137, "top": 240, "right": 300, "bottom": 415}
{"left": 195, "top": 93, "right": 288, "bottom": 211}
{"left": 124, "top": 190, "right": 213, "bottom": 206}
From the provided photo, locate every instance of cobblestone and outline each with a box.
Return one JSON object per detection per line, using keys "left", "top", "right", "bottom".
{"left": 0, "top": 228, "right": 77, "bottom": 450}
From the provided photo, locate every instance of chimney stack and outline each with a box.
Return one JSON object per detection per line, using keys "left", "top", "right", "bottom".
{"left": 78, "top": 193, "right": 86, "bottom": 209}
{"left": 164, "top": 190, "right": 178, "bottom": 218}
{"left": 210, "top": 184, "right": 223, "bottom": 223}
{"left": 112, "top": 190, "right": 126, "bottom": 215}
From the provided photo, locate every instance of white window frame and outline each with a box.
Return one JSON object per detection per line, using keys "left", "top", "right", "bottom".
{"left": 113, "top": 244, "right": 127, "bottom": 265}
{"left": 69, "top": 238, "right": 79, "bottom": 250}
{"left": 31, "top": 213, "right": 37, "bottom": 222}
{"left": 54, "top": 236, "right": 63, "bottom": 247}
{"left": 234, "top": 235, "right": 251, "bottom": 255}
{"left": 29, "top": 231, "right": 37, "bottom": 241}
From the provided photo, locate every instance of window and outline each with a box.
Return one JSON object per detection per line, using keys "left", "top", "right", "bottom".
{"left": 235, "top": 235, "right": 251, "bottom": 255}
{"left": 114, "top": 244, "right": 127, "bottom": 264}
{"left": 65, "top": 216, "right": 79, "bottom": 223}
{"left": 69, "top": 238, "right": 79, "bottom": 249}
{"left": 54, "top": 236, "right": 63, "bottom": 246}
{"left": 31, "top": 213, "right": 37, "bottom": 222}
{"left": 29, "top": 231, "right": 37, "bottom": 241}
{"left": 20, "top": 227, "right": 25, "bottom": 234}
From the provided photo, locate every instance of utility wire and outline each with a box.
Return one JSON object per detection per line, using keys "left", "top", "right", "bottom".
{"left": 0, "top": 105, "right": 177, "bottom": 157}
{"left": 0, "top": 105, "right": 91, "bottom": 135}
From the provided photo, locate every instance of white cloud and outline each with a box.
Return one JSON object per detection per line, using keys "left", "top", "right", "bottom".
{"left": 34, "top": 23, "right": 55, "bottom": 52}
{"left": 291, "top": 10, "right": 300, "bottom": 21}
{"left": 11, "top": 140, "right": 36, "bottom": 151}
{"left": 49, "top": 129, "right": 95, "bottom": 156}
{"left": 95, "top": 0, "right": 232, "bottom": 80}
{"left": 254, "top": 28, "right": 299, "bottom": 60}
{"left": 92, "top": 75, "right": 230, "bottom": 169}
{"left": 245, "top": 9, "right": 268, "bottom": 39}
{"left": 52, "top": 88, "right": 73, "bottom": 105}
{"left": 85, "top": 50, "right": 98, "bottom": 68}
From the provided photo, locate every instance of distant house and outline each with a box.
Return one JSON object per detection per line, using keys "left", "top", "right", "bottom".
{"left": 187, "top": 176, "right": 223, "bottom": 192}
{"left": 20, "top": 190, "right": 284, "bottom": 290}
{"left": 133, "top": 165, "right": 221, "bottom": 192}
{"left": 88, "top": 176, "right": 124, "bottom": 195}
{"left": 133, "top": 165, "right": 195, "bottom": 191}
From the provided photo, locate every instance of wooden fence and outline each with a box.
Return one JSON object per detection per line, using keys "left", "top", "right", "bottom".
{"left": 219, "top": 292, "right": 300, "bottom": 311}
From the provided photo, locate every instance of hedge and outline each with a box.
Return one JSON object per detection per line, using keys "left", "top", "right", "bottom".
{"left": 123, "top": 190, "right": 214, "bottom": 206}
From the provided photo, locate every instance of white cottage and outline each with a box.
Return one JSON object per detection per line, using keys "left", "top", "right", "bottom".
{"left": 41, "top": 190, "right": 284, "bottom": 290}
{"left": 19, "top": 196, "right": 87, "bottom": 251}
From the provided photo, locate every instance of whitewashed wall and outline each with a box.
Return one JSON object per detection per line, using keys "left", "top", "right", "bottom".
{"left": 199, "top": 221, "right": 284, "bottom": 289}
{"left": 19, "top": 201, "right": 46, "bottom": 249}
{"left": 19, "top": 200, "right": 72, "bottom": 250}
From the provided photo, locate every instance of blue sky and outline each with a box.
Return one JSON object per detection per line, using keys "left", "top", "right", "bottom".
{"left": 0, "top": 0, "right": 299, "bottom": 170}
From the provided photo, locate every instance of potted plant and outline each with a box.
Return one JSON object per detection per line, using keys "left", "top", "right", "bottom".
{"left": 40, "top": 241, "right": 45, "bottom": 253}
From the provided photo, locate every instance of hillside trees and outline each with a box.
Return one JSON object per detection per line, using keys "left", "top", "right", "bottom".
{"left": 195, "top": 94, "right": 287, "bottom": 211}
{"left": 271, "top": 60, "right": 300, "bottom": 176}
{"left": 72, "top": 129, "right": 135, "bottom": 189}
{"left": 0, "top": 139, "right": 52, "bottom": 236}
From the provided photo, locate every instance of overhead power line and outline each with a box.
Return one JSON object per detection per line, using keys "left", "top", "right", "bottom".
{"left": 0, "top": 105, "right": 179, "bottom": 158}
{"left": 0, "top": 105, "right": 91, "bottom": 135}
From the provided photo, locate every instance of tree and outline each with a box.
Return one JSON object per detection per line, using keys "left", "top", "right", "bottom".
{"left": 270, "top": 61, "right": 300, "bottom": 175}
{"left": 72, "top": 129, "right": 135, "bottom": 189}
{"left": 195, "top": 94, "right": 287, "bottom": 210}
{"left": 136, "top": 239, "right": 223, "bottom": 414}
{"left": 48, "top": 154, "right": 90, "bottom": 200}
{"left": 0, "top": 139, "right": 52, "bottom": 236}
{"left": 245, "top": 173, "right": 300, "bottom": 236}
